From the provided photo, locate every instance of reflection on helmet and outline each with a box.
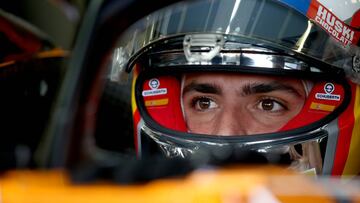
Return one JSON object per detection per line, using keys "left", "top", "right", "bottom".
{"left": 110, "top": 0, "right": 360, "bottom": 177}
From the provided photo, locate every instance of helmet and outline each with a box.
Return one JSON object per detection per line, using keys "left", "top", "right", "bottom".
{"left": 110, "top": 0, "right": 360, "bottom": 177}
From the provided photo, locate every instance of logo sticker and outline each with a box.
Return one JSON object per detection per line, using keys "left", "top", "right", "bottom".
{"left": 142, "top": 78, "right": 168, "bottom": 97}
{"left": 307, "top": 0, "right": 360, "bottom": 46}
{"left": 324, "top": 83, "right": 334, "bottom": 94}
{"left": 149, "top": 78, "right": 160, "bottom": 89}
{"left": 315, "top": 83, "right": 340, "bottom": 101}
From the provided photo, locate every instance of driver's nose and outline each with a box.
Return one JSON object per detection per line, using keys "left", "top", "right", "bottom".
{"left": 213, "top": 108, "right": 250, "bottom": 136}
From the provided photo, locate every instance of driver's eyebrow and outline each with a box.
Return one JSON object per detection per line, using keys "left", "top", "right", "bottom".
{"left": 182, "top": 81, "right": 303, "bottom": 97}
{"left": 241, "top": 82, "right": 303, "bottom": 97}
{"left": 183, "top": 82, "right": 221, "bottom": 95}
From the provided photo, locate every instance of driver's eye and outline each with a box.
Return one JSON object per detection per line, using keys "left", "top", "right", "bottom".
{"left": 192, "top": 97, "right": 218, "bottom": 111}
{"left": 258, "top": 98, "right": 286, "bottom": 112}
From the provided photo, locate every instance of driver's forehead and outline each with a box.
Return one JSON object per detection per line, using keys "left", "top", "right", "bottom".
{"left": 182, "top": 72, "right": 305, "bottom": 90}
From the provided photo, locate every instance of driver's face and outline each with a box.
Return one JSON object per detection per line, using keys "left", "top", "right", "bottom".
{"left": 182, "top": 73, "right": 306, "bottom": 135}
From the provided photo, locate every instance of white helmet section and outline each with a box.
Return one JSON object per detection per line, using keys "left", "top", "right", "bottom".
{"left": 319, "top": 0, "right": 360, "bottom": 21}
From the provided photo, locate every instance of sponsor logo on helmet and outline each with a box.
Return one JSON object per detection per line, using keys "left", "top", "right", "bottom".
{"left": 142, "top": 78, "right": 168, "bottom": 97}
{"left": 149, "top": 78, "right": 160, "bottom": 89}
{"left": 308, "top": 1, "right": 358, "bottom": 46}
{"left": 315, "top": 83, "right": 340, "bottom": 101}
{"left": 324, "top": 83, "right": 334, "bottom": 94}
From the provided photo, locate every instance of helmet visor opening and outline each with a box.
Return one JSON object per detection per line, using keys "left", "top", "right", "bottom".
{"left": 135, "top": 67, "right": 350, "bottom": 137}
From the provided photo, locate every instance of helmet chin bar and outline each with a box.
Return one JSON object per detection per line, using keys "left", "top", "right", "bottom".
{"left": 140, "top": 124, "right": 327, "bottom": 174}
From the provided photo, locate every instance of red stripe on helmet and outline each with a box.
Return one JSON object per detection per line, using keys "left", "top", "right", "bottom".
{"left": 133, "top": 109, "right": 141, "bottom": 157}
{"left": 331, "top": 83, "right": 357, "bottom": 175}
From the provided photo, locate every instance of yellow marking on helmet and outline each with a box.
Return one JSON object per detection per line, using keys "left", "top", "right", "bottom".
{"left": 145, "top": 98, "right": 169, "bottom": 107}
{"left": 342, "top": 85, "right": 360, "bottom": 177}
{"left": 310, "top": 102, "right": 335, "bottom": 112}
{"left": 131, "top": 65, "right": 139, "bottom": 115}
